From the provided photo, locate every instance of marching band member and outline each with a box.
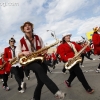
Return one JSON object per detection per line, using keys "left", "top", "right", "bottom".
{"left": 0, "top": 52, "right": 10, "bottom": 91}
{"left": 58, "top": 33, "right": 94, "bottom": 94}
{"left": 44, "top": 53, "right": 52, "bottom": 73}
{"left": 16, "top": 21, "right": 66, "bottom": 100}
{"left": 4, "top": 38, "right": 26, "bottom": 93}
{"left": 92, "top": 26, "right": 100, "bottom": 73}
{"left": 51, "top": 50, "right": 58, "bottom": 69}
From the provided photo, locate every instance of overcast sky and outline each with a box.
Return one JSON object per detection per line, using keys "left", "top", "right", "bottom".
{"left": 0, "top": 0, "right": 100, "bottom": 53}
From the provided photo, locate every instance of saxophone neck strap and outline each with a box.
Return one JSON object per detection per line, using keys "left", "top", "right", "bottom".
{"left": 67, "top": 42, "right": 78, "bottom": 54}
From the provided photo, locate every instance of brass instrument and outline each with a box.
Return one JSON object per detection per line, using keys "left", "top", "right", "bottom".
{"left": 10, "top": 33, "right": 59, "bottom": 66}
{"left": 19, "top": 39, "right": 59, "bottom": 66}
{"left": 0, "top": 67, "right": 4, "bottom": 70}
{"left": 65, "top": 41, "right": 90, "bottom": 70}
{"left": 0, "top": 61, "right": 7, "bottom": 70}
{"left": 9, "top": 57, "right": 19, "bottom": 65}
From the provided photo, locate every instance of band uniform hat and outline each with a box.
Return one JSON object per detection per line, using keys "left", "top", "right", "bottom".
{"left": 62, "top": 33, "right": 72, "bottom": 38}
{"left": 20, "top": 21, "right": 34, "bottom": 33}
{"left": 93, "top": 26, "right": 100, "bottom": 32}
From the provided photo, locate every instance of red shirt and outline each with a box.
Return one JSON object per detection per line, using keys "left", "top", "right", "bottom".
{"left": 51, "top": 53, "right": 57, "bottom": 60}
{"left": 3, "top": 46, "right": 13, "bottom": 73}
{"left": 92, "top": 32, "right": 100, "bottom": 55}
{"left": 0, "top": 57, "right": 9, "bottom": 74}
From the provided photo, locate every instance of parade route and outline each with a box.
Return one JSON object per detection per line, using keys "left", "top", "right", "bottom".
{"left": 0, "top": 55, "right": 100, "bottom": 100}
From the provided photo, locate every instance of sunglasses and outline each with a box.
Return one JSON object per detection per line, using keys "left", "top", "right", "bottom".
{"left": 10, "top": 41, "right": 15, "bottom": 42}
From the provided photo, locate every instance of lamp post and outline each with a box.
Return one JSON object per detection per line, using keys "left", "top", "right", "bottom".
{"left": 47, "top": 30, "right": 55, "bottom": 34}
{"left": 47, "top": 30, "right": 56, "bottom": 38}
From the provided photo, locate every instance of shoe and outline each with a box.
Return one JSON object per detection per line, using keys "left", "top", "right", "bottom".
{"left": 96, "top": 68, "right": 100, "bottom": 73}
{"left": 21, "top": 82, "right": 27, "bottom": 90}
{"left": 53, "top": 65, "right": 55, "bottom": 69}
{"left": 5, "top": 86, "right": 10, "bottom": 91}
{"left": 19, "top": 89, "right": 24, "bottom": 93}
{"left": 11, "top": 74, "right": 13, "bottom": 79}
{"left": 81, "top": 65, "right": 84, "bottom": 67}
{"left": 62, "top": 72, "right": 67, "bottom": 74}
{"left": 49, "top": 70, "right": 52, "bottom": 73}
{"left": 86, "top": 89, "right": 94, "bottom": 94}
{"left": 55, "top": 91, "right": 66, "bottom": 99}
{"left": 2, "top": 86, "right": 5, "bottom": 89}
{"left": 64, "top": 80, "right": 71, "bottom": 87}
{"left": 26, "top": 76, "right": 30, "bottom": 80}
{"left": 1, "top": 79, "right": 4, "bottom": 83}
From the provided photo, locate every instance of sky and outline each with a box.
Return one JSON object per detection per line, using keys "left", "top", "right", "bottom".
{"left": 0, "top": 0, "right": 100, "bottom": 54}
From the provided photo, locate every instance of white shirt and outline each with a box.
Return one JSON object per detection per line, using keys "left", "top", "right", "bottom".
{"left": 11, "top": 48, "right": 22, "bottom": 67}
{"left": 16, "top": 35, "right": 45, "bottom": 57}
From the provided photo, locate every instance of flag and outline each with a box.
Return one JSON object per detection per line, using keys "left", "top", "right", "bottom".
{"left": 86, "top": 31, "right": 93, "bottom": 40}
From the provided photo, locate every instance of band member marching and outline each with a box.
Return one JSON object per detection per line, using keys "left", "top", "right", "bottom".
{"left": 43, "top": 53, "right": 52, "bottom": 73}
{"left": 16, "top": 21, "right": 66, "bottom": 100}
{"left": 57, "top": 33, "right": 94, "bottom": 94}
{"left": 0, "top": 52, "right": 10, "bottom": 91}
{"left": 51, "top": 50, "right": 58, "bottom": 69}
{"left": 4, "top": 37, "right": 26, "bottom": 93}
{"left": 92, "top": 26, "right": 100, "bottom": 73}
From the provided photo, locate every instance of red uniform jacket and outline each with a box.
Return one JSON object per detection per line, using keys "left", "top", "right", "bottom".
{"left": 44, "top": 53, "right": 51, "bottom": 61}
{"left": 3, "top": 46, "right": 16, "bottom": 73}
{"left": 84, "top": 45, "right": 91, "bottom": 53}
{"left": 51, "top": 53, "right": 57, "bottom": 60}
{"left": 92, "top": 32, "right": 100, "bottom": 55}
{"left": 58, "top": 42, "right": 82, "bottom": 62}
{"left": 0, "top": 58, "right": 8, "bottom": 74}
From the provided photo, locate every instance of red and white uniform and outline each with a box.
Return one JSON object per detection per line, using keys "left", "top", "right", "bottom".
{"left": 51, "top": 52, "right": 57, "bottom": 61}
{"left": 3, "top": 46, "right": 17, "bottom": 73}
{"left": 92, "top": 32, "right": 100, "bottom": 55}
{"left": 0, "top": 57, "right": 8, "bottom": 74}
{"left": 58, "top": 42, "right": 82, "bottom": 62}
{"left": 44, "top": 53, "right": 51, "bottom": 61}
{"left": 85, "top": 46, "right": 91, "bottom": 52}
{"left": 4, "top": 47, "right": 12, "bottom": 73}
{"left": 16, "top": 35, "right": 44, "bottom": 56}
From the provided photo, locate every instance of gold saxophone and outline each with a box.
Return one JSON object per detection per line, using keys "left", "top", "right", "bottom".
{"left": 65, "top": 41, "right": 90, "bottom": 70}
{"left": 10, "top": 39, "right": 59, "bottom": 66}
{"left": 9, "top": 57, "right": 19, "bottom": 65}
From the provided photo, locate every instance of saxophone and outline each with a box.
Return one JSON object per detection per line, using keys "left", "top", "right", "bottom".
{"left": 10, "top": 38, "right": 59, "bottom": 66}
{"left": 65, "top": 41, "right": 90, "bottom": 70}
{"left": 20, "top": 39, "right": 59, "bottom": 66}
{"left": 0, "top": 61, "right": 7, "bottom": 70}
{"left": 9, "top": 57, "right": 19, "bottom": 65}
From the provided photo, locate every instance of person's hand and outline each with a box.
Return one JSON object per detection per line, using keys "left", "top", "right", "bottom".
{"left": 68, "top": 58, "right": 73, "bottom": 62}
{"left": 19, "top": 51, "right": 31, "bottom": 57}
{"left": 23, "top": 51, "right": 31, "bottom": 56}
{"left": 8, "top": 59, "right": 12, "bottom": 61}
{"left": 42, "top": 50, "right": 48, "bottom": 55}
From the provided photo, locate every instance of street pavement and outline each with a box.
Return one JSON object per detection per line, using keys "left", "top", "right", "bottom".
{"left": 0, "top": 55, "right": 100, "bottom": 100}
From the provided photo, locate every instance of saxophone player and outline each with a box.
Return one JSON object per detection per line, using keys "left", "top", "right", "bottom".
{"left": 57, "top": 33, "right": 94, "bottom": 94}
{"left": 92, "top": 26, "right": 100, "bottom": 73}
{"left": 16, "top": 21, "right": 66, "bottom": 100}
{"left": 0, "top": 52, "right": 10, "bottom": 91}
{"left": 4, "top": 37, "right": 26, "bottom": 93}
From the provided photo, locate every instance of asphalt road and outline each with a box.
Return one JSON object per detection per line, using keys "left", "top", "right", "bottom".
{"left": 0, "top": 55, "right": 100, "bottom": 100}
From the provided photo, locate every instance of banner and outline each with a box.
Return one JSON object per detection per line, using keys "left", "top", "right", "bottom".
{"left": 86, "top": 31, "right": 93, "bottom": 40}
